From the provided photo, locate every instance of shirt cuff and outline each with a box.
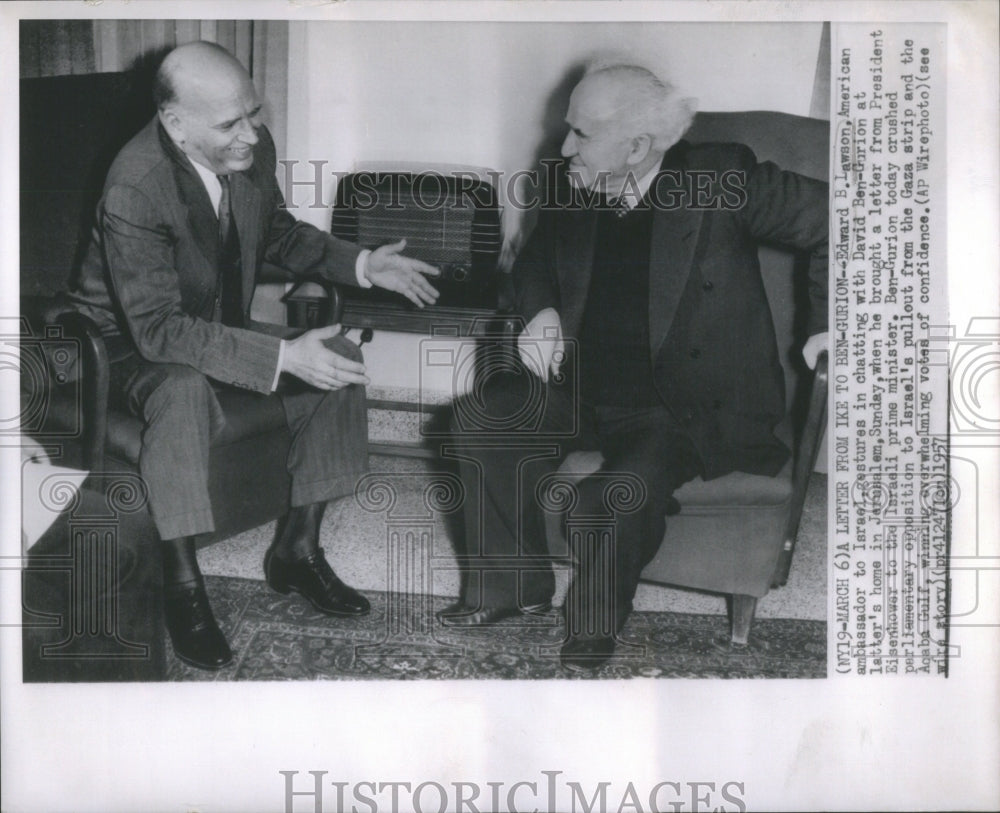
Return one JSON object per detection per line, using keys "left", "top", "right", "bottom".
{"left": 355, "top": 249, "right": 373, "bottom": 288}
{"left": 270, "top": 339, "right": 287, "bottom": 392}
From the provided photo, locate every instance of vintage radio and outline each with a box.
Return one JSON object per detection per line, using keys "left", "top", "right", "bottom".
{"left": 329, "top": 170, "right": 502, "bottom": 329}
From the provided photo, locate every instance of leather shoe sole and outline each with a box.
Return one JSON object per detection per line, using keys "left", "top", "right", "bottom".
{"left": 436, "top": 600, "right": 552, "bottom": 627}
{"left": 560, "top": 636, "right": 615, "bottom": 672}
{"left": 265, "top": 547, "right": 370, "bottom": 616}
{"left": 164, "top": 585, "right": 233, "bottom": 671}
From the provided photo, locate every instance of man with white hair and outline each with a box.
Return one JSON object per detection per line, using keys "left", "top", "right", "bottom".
{"left": 441, "top": 64, "right": 828, "bottom": 671}
{"left": 68, "top": 42, "right": 440, "bottom": 669}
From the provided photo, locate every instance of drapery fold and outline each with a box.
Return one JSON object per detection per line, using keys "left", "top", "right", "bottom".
{"left": 20, "top": 19, "right": 289, "bottom": 155}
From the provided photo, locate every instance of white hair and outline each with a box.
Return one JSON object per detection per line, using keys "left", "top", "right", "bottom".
{"left": 582, "top": 63, "right": 698, "bottom": 150}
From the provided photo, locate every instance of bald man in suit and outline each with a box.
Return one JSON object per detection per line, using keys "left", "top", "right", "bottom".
{"left": 68, "top": 42, "right": 440, "bottom": 669}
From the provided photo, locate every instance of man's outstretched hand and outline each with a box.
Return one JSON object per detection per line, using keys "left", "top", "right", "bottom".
{"left": 282, "top": 324, "right": 369, "bottom": 390}
{"left": 366, "top": 239, "right": 441, "bottom": 307}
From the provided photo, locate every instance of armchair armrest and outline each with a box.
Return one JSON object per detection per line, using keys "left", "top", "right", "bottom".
{"left": 54, "top": 311, "right": 109, "bottom": 472}
{"left": 280, "top": 277, "right": 345, "bottom": 328}
{"left": 323, "top": 281, "right": 344, "bottom": 326}
{"left": 773, "top": 350, "right": 828, "bottom": 586}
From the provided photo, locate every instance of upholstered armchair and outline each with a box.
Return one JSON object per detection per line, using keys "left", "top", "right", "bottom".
{"left": 546, "top": 110, "right": 830, "bottom": 645}
{"left": 19, "top": 70, "right": 339, "bottom": 543}
{"left": 19, "top": 70, "right": 351, "bottom": 681}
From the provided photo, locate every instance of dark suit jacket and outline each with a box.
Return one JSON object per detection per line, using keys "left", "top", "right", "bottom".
{"left": 513, "top": 141, "right": 829, "bottom": 479}
{"left": 69, "top": 119, "right": 362, "bottom": 393}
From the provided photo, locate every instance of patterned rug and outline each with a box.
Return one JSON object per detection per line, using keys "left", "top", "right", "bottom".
{"left": 166, "top": 576, "right": 826, "bottom": 680}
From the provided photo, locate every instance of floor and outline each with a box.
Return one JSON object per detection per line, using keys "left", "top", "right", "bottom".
{"left": 199, "top": 454, "right": 828, "bottom": 622}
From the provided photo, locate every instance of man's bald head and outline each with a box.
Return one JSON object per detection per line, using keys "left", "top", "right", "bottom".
{"left": 154, "top": 41, "right": 249, "bottom": 111}
{"left": 155, "top": 42, "right": 262, "bottom": 175}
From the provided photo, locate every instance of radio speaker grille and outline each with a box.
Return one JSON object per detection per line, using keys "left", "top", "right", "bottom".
{"left": 331, "top": 171, "right": 502, "bottom": 314}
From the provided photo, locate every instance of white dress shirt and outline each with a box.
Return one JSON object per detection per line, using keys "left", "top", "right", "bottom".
{"left": 615, "top": 162, "right": 662, "bottom": 212}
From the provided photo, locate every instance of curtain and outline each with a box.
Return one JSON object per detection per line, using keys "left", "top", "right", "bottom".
{"left": 92, "top": 20, "right": 254, "bottom": 75}
{"left": 20, "top": 20, "right": 95, "bottom": 77}
{"left": 809, "top": 22, "right": 831, "bottom": 121}
{"left": 19, "top": 19, "right": 290, "bottom": 154}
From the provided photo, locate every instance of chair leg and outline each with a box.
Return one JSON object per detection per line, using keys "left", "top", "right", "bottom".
{"left": 771, "top": 536, "right": 795, "bottom": 588}
{"left": 730, "top": 594, "right": 757, "bottom": 646}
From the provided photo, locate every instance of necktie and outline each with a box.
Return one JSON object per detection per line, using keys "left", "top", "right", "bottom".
{"left": 597, "top": 190, "right": 631, "bottom": 218}
{"left": 217, "top": 175, "right": 243, "bottom": 327}
{"left": 610, "top": 195, "right": 631, "bottom": 218}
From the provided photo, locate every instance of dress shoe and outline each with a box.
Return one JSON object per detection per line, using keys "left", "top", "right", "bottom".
{"left": 163, "top": 584, "right": 233, "bottom": 670}
{"left": 264, "top": 547, "right": 370, "bottom": 616}
{"left": 559, "top": 636, "right": 616, "bottom": 672}
{"left": 436, "top": 600, "right": 552, "bottom": 627}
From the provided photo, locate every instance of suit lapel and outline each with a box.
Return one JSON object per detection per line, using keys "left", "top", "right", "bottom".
{"left": 160, "top": 125, "right": 219, "bottom": 270}
{"left": 555, "top": 145, "right": 706, "bottom": 352}
{"left": 648, "top": 144, "right": 704, "bottom": 362}
{"left": 556, "top": 196, "right": 597, "bottom": 337}
{"left": 160, "top": 123, "right": 263, "bottom": 312}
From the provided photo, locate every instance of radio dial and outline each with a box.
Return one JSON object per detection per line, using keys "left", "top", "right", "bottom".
{"left": 440, "top": 264, "right": 470, "bottom": 282}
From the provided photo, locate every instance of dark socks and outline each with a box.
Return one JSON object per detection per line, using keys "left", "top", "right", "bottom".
{"left": 160, "top": 536, "right": 202, "bottom": 591}
{"left": 272, "top": 502, "right": 327, "bottom": 561}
